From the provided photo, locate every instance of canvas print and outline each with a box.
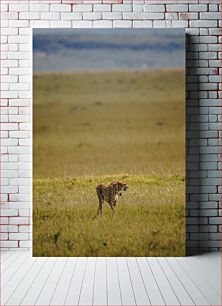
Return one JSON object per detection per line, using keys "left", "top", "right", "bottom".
{"left": 33, "top": 29, "right": 185, "bottom": 256}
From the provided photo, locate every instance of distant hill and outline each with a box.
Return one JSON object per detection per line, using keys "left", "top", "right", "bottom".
{"left": 33, "top": 28, "right": 185, "bottom": 72}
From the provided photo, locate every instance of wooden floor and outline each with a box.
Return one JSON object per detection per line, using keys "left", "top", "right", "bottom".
{"left": 1, "top": 251, "right": 221, "bottom": 306}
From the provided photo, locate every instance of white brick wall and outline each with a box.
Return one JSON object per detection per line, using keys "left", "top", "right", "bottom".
{"left": 0, "top": 0, "right": 221, "bottom": 255}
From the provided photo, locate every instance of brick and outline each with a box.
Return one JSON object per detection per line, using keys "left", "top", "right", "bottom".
{"left": 30, "top": 4, "right": 49, "bottom": 12}
{"left": 30, "top": 21, "right": 50, "bottom": 28}
{"left": 9, "top": 217, "right": 29, "bottom": 225}
{"left": 165, "top": 13, "right": 178, "bottom": 20}
{"left": 102, "top": 12, "right": 122, "bottom": 20}
{"left": 200, "top": 12, "right": 221, "bottom": 20}
{"left": 1, "top": 209, "right": 18, "bottom": 216}
{"left": 189, "top": 4, "right": 207, "bottom": 12}
{"left": 172, "top": 20, "right": 188, "bottom": 28}
{"left": 61, "top": 13, "right": 82, "bottom": 20}
{"left": 143, "top": 5, "right": 165, "bottom": 12}
{"left": 113, "top": 20, "right": 132, "bottom": 28}
{"left": 73, "top": 4, "right": 92, "bottom": 12}
{"left": 2, "top": 123, "right": 18, "bottom": 131}
{"left": 72, "top": 20, "right": 93, "bottom": 28}
{"left": 50, "top": 21, "right": 71, "bottom": 28}
{"left": 9, "top": 4, "right": 28, "bottom": 12}
{"left": 9, "top": 233, "right": 29, "bottom": 240}
{"left": 94, "top": 4, "right": 111, "bottom": 12}
{"left": 19, "top": 241, "right": 31, "bottom": 248}
{"left": 19, "top": 12, "right": 40, "bottom": 20}
{"left": 41, "top": 12, "right": 60, "bottom": 20}
{"left": 123, "top": 12, "right": 164, "bottom": 19}
{"left": 112, "top": 4, "right": 132, "bottom": 12}
{"left": 0, "top": 241, "right": 18, "bottom": 248}
{"left": 93, "top": 20, "right": 112, "bottom": 28}
{"left": 190, "top": 20, "right": 218, "bottom": 28}
{"left": 167, "top": 5, "right": 188, "bottom": 12}
{"left": 133, "top": 5, "right": 143, "bottom": 13}
{"left": 83, "top": 12, "right": 102, "bottom": 20}
{"left": 50, "top": 4, "right": 71, "bottom": 12}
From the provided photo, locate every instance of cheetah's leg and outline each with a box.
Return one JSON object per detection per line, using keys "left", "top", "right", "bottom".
{"left": 97, "top": 198, "right": 104, "bottom": 215}
{"left": 108, "top": 201, "right": 117, "bottom": 214}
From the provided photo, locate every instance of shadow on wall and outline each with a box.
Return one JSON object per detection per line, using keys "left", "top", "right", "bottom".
{"left": 186, "top": 34, "right": 217, "bottom": 256}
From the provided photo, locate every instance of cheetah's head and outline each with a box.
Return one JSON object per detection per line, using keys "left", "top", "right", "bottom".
{"left": 117, "top": 181, "right": 128, "bottom": 196}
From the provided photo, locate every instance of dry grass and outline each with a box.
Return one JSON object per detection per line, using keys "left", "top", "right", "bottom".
{"left": 33, "top": 69, "right": 185, "bottom": 256}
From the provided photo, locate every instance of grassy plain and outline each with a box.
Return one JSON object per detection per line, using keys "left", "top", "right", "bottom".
{"left": 33, "top": 69, "right": 185, "bottom": 256}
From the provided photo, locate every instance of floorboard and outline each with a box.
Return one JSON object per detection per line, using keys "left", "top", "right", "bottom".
{"left": 1, "top": 251, "right": 220, "bottom": 306}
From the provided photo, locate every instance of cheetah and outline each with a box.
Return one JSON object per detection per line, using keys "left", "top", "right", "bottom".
{"left": 95, "top": 181, "right": 128, "bottom": 216}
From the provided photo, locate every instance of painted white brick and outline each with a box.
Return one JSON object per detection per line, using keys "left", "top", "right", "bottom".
{"left": 50, "top": 4, "right": 71, "bottom": 12}
{"left": 30, "top": 20, "right": 50, "bottom": 28}
{"left": 2, "top": 28, "right": 18, "bottom": 36}
{"left": 9, "top": 233, "right": 29, "bottom": 240}
{"left": 165, "top": 13, "right": 178, "bottom": 20}
{"left": 19, "top": 226, "right": 30, "bottom": 233}
{"left": 144, "top": 5, "right": 165, "bottom": 12}
{"left": 9, "top": 4, "right": 28, "bottom": 12}
{"left": 133, "top": 20, "right": 143, "bottom": 28}
{"left": 9, "top": 155, "right": 19, "bottom": 162}
{"left": 0, "top": 241, "right": 18, "bottom": 248}
{"left": 73, "top": 5, "right": 93, "bottom": 12}
{"left": 102, "top": 12, "right": 122, "bottom": 20}
{"left": 83, "top": 12, "right": 102, "bottom": 20}
{"left": 8, "top": 108, "right": 18, "bottom": 115}
{"left": 72, "top": 20, "right": 93, "bottom": 28}
{"left": 1, "top": 209, "right": 18, "bottom": 216}
{"left": 9, "top": 99, "right": 29, "bottom": 107}
{"left": 30, "top": 4, "right": 49, "bottom": 12}
{"left": 10, "top": 193, "right": 30, "bottom": 202}
{"left": 9, "top": 68, "right": 31, "bottom": 75}
{"left": 1, "top": 138, "right": 18, "bottom": 146}
{"left": 1, "top": 4, "right": 8, "bottom": 12}
{"left": 124, "top": 12, "right": 164, "bottom": 19}
{"left": 1, "top": 75, "right": 18, "bottom": 83}
{"left": 167, "top": 5, "right": 188, "bottom": 12}
{"left": 50, "top": 21, "right": 72, "bottom": 28}
{"left": 9, "top": 115, "right": 29, "bottom": 123}
{"left": 9, "top": 20, "right": 29, "bottom": 28}
{"left": 19, "top": 12, "right": 40, "bottom": 20}
{"left": 41, "top": 12, "right": 60, "bottom": 20}
{"left": 1, "top": 225, "right": 18, "bottom": 233}
{"left": 19, "top": 241, "right": 31, "bottom": 248}
{"left": 19, "top": 210, "right": 30, "bottom": 217}
{"left": 1, "top": 91, "right": 18, "bottom": 99}
{"left": 1, "top": 233, "right": 9, "bottom": 240}
{"left": 200, "top": 12, "right": 221, "bottom": 20}
{"left": 172, "top": 20, "right": 188, "bottom": 28}
{"left": 61, "top": 13, "right": 82, "bottom": 20}
{"left": 1, "top": 60, "right": 18, "bottom": 68}
{"left": 19, "top": 170, "right": 32, "bottom": 178}
{"left": 142, "top": 20, "right": 153, "bottom": 28}
{"left": 0, "top": 218, "right": 9, "bottom": 225}
{"left": 8, "top": 35, "right": 28, "bottom": 44}
{"left": 209, "top": 4, "right": 219, "bottom": 12}
{"left": 9, "top": 44, "right": 18, "bottom": 52}
{"left": 2, "top": 123, "right": 18, "bottom": 131}
{"left": 113, "top": 20, "right": 132, "bottom": 28}
{"left": 19, "top": 123, "right": 31, "bottom": 131}
{"left": 189, "top": 4, "right": 207, "bottom": 12}
{"left": 209, "top": 60, "right": 221, "bottom": 68}
{"left": 8, "top": 146, "right": 31, "bottom": 155}
{"left": 94, "top": 4, "right": 111, "bottom": 12}
{"left": 190, "top": 20, "right": 218, "bottom": 28}
{"left": 133, "top": 5, "right": 143, "bottom": 12}
{"left": 112, "top": 4, "right": 132, "bottom": 12}
{"left": 10, "top": 83, "right": 30, "bottom": 91}
{"left": 1, "top": 114, "right": 9, "bottom": 122}
{"left": 93, "top": 20, "right": 112, "bottom": 28}
{"left": 2, "top": 170, "right": 18, "bottom": 178}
